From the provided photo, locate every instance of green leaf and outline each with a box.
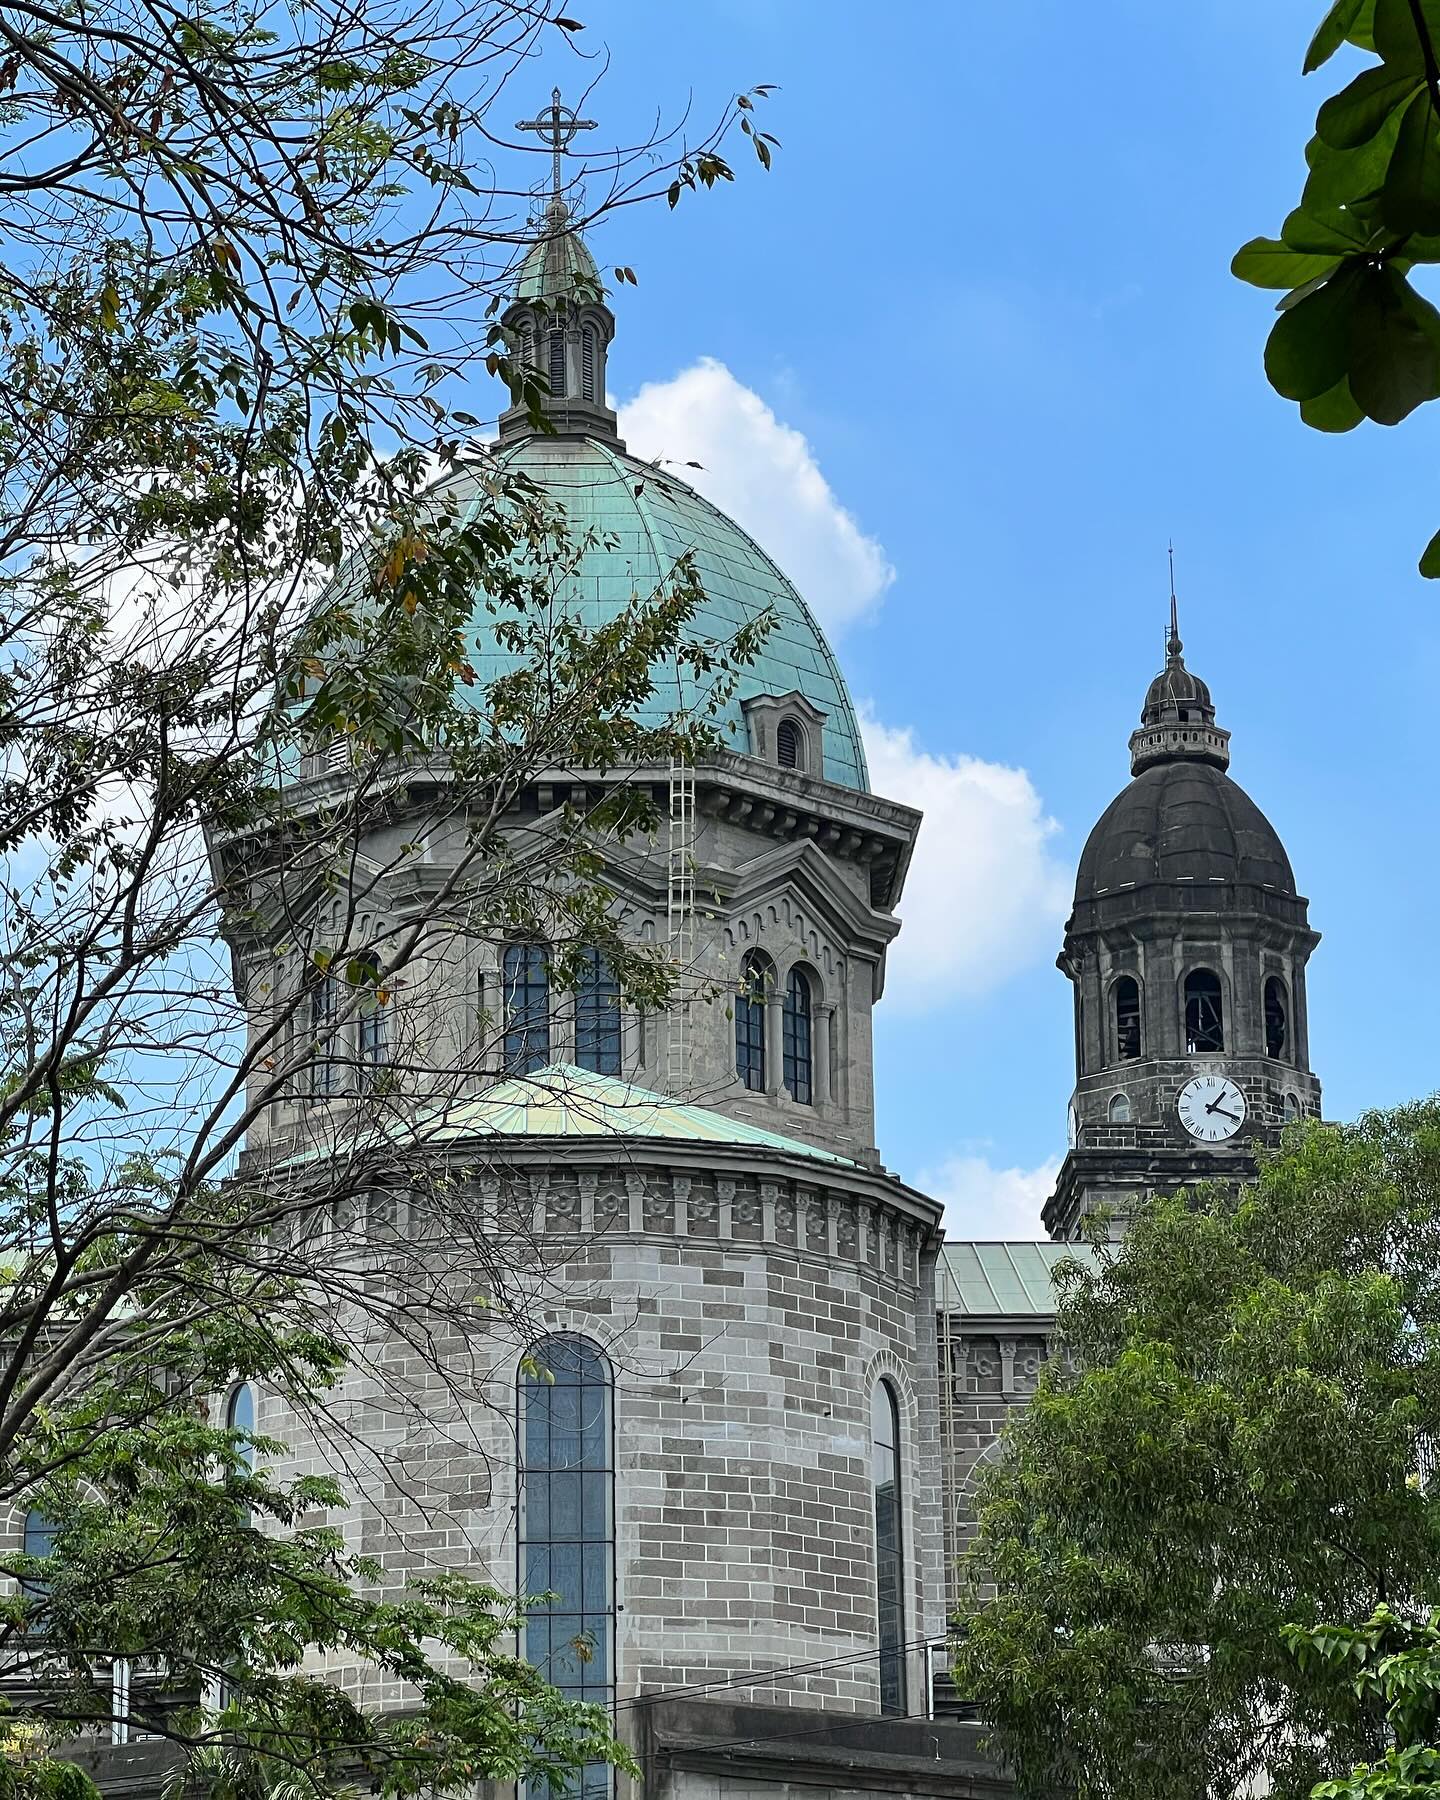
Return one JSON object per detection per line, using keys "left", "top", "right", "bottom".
{"left": 1264, "top": 265, "right": 1365, "bottom": 399}
{"left": 1382, "top": 87, "right": 1440, "bottom": 231}
{"left": 1372, "top": 0, "right": 1440, "bottom": 70}
{"left": 1317, "top": 63, "right": 1422, "bottom": 148}
{"left": 1281, "top": 204, "right": 1374, "bottom": 250}
{"left": 1303, "top": 112, "right": 1404, "bottom": 212}
{"left": 1347, "top": 265, "right": 1440, "bottom": 421}
{"left": 1300, "top": 375, "right": 1366, "bottom": 429}
{"left": 1306, "top": 0, "right": 1366, "bottom": 71}
{"left": 1232, "top": 237, "right": 1343, "bottom": 289}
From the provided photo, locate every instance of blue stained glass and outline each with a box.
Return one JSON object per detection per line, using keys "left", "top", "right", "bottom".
{"left": 519, "top": 1335, "right": 615, "bottom": 1798}
{"left": 549, "top": 1473, "right": 582, "bottom": 1539}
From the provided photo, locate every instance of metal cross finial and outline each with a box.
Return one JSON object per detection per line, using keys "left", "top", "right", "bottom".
{"left": 516, "top": 86, "right": 598, "bottom": 202}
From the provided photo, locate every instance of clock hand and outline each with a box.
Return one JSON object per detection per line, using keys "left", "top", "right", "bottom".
{"left": 1205, "top": 1093, "right": 1235, "bottom": 1113}
{"left": 1209, "top": 1106, "right": 1241, "bottom": 1124}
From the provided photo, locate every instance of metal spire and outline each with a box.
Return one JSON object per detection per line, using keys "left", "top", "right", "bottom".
{"left": 1167, "top": 541, "right": 1182, "bottom": 662}
{"left": 515, "top": 86, "right": 598, "bottom": 206}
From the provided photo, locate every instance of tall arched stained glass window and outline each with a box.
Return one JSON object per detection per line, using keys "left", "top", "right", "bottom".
{"left": 519, "top": 1338, "right": 614, "bottom": 1799}
{"left": 871, "top": 1382, "right": 906, "bottom": 1716}
{"left": 226, "top": 1382, "right": 256, "bottom": 1465}
{"left": 354, "top": 952, "right": 387, "bottom": 1078}
{"left": 735, "top": 952, "right": 772, "bottom": 1093}
{"left": 783, "top": 967, "right": 813, "bottom": 1105}
{"left": 21, "top": 1508, "right": 55, "bottom": 1601}
{"left": 575, "top": 949, "right": 621, "bottom": 1077}
{"left": 503, "top": 944, "right": 551, "bottom": 1074}
{"left": 309, "top": 973, "right": 338, "bottom": 1096}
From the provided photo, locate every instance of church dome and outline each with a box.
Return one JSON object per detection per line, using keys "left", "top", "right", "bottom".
{"left": 418, "top": 193, "right": 871, "bottom": 791}
{"left": 1141, "top": 658, "right": 1213, "bottom": 724}
{"left": 444, "top": 428, "right": 870, "bottom": 791}
{"left": 1075, "top": 758, "right": 1295, "bottom": 899}
{"left": 514, "top": 200, "right": 602, "bottom": 303}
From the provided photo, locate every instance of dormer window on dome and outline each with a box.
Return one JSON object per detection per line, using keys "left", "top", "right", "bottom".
{"left": 742, "top": 691, "right": 828, "bottom": 779}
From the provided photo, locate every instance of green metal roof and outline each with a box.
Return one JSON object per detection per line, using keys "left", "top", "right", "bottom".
{"left": 410, "top": 1062, "right": 860, "bottom": 1166}
{"left": 937, "top": 1240, "right": 1099, "bottom": 1317}
{"left": 447, "top": 435, "right": 869, "bottom": 792}
{"left": 515, "top": 209, "right": 603, "bottom": 304}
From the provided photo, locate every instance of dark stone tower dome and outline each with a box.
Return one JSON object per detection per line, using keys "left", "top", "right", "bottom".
{"left": 1045, "top": 590, "right": 1323, "bottom": 1243}
{"left": 1075, "top": 598, "right": 1294, "bottom": 899}
{"left": 1075, "top": 762, "right": 1296, "bottom": 898}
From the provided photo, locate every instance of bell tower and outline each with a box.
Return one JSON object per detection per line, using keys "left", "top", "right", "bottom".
{"left": 1044, "top": 595, "right": 1323, "bottom": 1241}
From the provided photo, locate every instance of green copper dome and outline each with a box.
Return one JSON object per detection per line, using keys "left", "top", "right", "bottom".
{"left": 448, "top": 433, "right": 869, "bottom": 791}
{"left": 514, "top": 200, "right": 603, "bottom": 303}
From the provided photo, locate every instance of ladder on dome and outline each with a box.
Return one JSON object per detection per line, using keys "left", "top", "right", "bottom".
{"left": 665, "top": 754, "right": 695, "bottom": 1091}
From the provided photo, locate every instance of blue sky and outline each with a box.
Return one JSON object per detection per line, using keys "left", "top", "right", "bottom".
{"left": 534, "top": 0, "right": 1440, "bottom": 1232}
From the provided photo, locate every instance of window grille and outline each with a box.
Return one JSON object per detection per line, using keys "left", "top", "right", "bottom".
{"left": 735, "top": 952, "right": 772, "bottom": 1092}
{"left": 1264, "top": 977, "right": 1289, "bottom": 1060}
{"left": 872, "top": 1382, "right": 907, "bottom": 1716}
{"left": 783, "top": 967, "right": 813, "bottom": 1105}
{"left": 520, "top": 1338, "right": 614, "bottom": 1800}
{"left": 309, "top": 976, "right": 338, "bottom": 1096}
{"left": 503, "top": 944, "right": 551, "bottom": 1074}
{"left": 548, "top": 330, "right": 566, "bottom": 397}
{"left": 576, "top": 949, "right": 621, "bottom": 1077}
{"left": 1113, "top": 976, "right": 1141, "bottom": 1062}
{"left": 353, "top": 952, "right": 387, "bottom": 1077}
{"left": 581, "top": 327, "right": 596, "bottom": 401}
{"left": 1184, "top": 968, "right": 1224, "bottom": 1054}
{"left": 776, "top": 719, "right": 802, "bottom": 769}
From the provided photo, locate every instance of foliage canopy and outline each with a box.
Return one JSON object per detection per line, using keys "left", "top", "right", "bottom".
{"left": 955, "top": 1101, "right": 1440, "bottom": 1800}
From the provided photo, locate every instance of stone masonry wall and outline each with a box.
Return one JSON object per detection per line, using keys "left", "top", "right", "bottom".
{"left": 257, "top": 1150, "right": 945, "bottom": 1726}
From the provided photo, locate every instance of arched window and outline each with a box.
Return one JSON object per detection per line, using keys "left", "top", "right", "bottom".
{"left": 782, "top": 968, "right": 813, "bottom": 1105}
{"left": 735, "top": 952, "right": 772, "bottom": 1093}
{"left": 547, "top": 329, "right": 566, "bottom": 398}
{"left": 226, "top": 1382, "right": 256, "bottom": 1464}
{"left": 21, "top": 1508, "right": 55, "bottom": 1600}
{"left": 1265, "top": 977, "right": 1289, "bottom": 1061}
{"left": 776, "top": 719, "right": 803, "bottom": 770}
{"left": 871, "top": 1382, "right": 906, "bottom": 1717}
{"left": 519, "top": 1338, "right": 614, "bottom": 1789}
{"left": 309, "top": 973, "right": 338, "bottom": 1096}
{"left": 502, "top": 944, "right": 551, "bottom": 1074}
{"left": 1112, "top": 976, "right": 1141, "bottom": 1062}
{"left": 1283, "top": 1091, "right": 1302, "bottom": 1123}
{"left": 581, "top": 326, "right": 597, "bottom": 401}
{"left": 520, "top": 325, "right": 535, "bottom": 372}
{"left": 1108, "top": 1092, "right": 1132, "bottom": 1124}
{"left": 576, "top": 949, "right": 621, "bottom": 1077}
{"left": 1184, "top": 968, "right": 1224, "bottom": 1054}
{"left": 354, "top": 952, "right": 387, "bottom": 1078}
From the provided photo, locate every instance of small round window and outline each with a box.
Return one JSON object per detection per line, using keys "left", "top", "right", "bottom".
{"left": 776, "top": 719, "right": 803, "bottom": 770}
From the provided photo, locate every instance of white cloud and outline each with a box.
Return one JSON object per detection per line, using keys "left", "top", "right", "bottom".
{"left": 618, "top": 358, "right": 893, "bottom": 631}
{"left": 920, "top": 1152, "right": 1062, "bottom": 1241}
{"left": 861, "top": 709, "right": 1070, "bottom": 1011}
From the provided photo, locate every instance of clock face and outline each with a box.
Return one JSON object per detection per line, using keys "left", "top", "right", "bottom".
{"left": 1177, "top": 1074, "right": 1247, "bottom": 1142}
{"left": 1068, "top": 1099, "right": 1079, "bottom": 1149}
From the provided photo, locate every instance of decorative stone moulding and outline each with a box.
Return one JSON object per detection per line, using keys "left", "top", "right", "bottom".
{"left": 449, "top": 1153, "right": 935, "bottom": 1290}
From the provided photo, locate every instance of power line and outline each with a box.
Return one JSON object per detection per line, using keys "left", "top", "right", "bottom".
{"left": 612, "top": 1634, "right": 941, "bottom": 1716}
